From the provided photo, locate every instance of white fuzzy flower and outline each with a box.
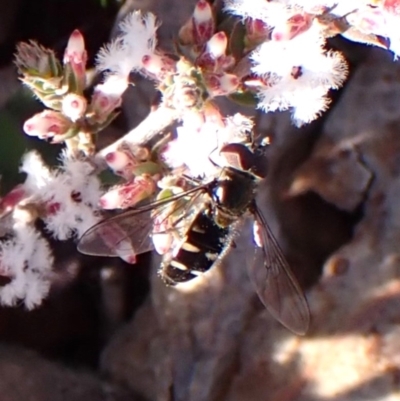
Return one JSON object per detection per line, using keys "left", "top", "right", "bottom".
{"left": 224, "top": 1, "right": 349, "bottom": 125}
{"left": 90, "top": 74, "right": 129, "bottom": 123}
{"left": 224, "top": 0, "right": 356, "bottom": 21}
{"left": 0, "top": 224, "right": 53, "bottom": 309}
{"left": 163, "top": 121, "right": 220, "bottom": 177}
{"left": 20, "top": 150, "right": 103, "bottom": 241}
{"left": 42, "top": 152, "right": 103, "bottom": 240}
{"left": 96, "top": 38, "right": 132, "bottom": 78}
{"left": 119, "top": 10, "right": 158, "bottom": 50}
{"left": 249, "top": 23, "right": 347, "bottom": 126}
{"left": 162, "top": 113, "right": 255, "bottom": 176}
{"left": 21, "top": 151, "right": 53, "bottom": 193}
{"left": 96, "top": 11, "right": 159, "bottom": 78}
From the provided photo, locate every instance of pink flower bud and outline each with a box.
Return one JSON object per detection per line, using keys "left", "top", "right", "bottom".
{"left": 142, "top": 53, "right": 176, "bottom": 80}
{"left": 100, "top": 175, "right": 156, "bottom": 210}
{"left": 245, "top": 19, "right": 269, "bottom": 48}
{"left": 23, "top": 110, "right": 72, "bottom": 142}
{"left": 206, "top": 32, "right": 228, "bottom": 59}
{"left": 272, "top": 13, "right": 313, "bottom": 41}
{"left": 205, "top": 73, "right": 239, "bottom": 96}
{"left": 105, "top": 150, "right": 138, "bottom": 179}
{"left": 63, "top": 30, "right": 87, "bottom": 91}
{"left": 197, "top": 32, "right": 234, "bottom": 73}
{"left": 192, "top": 0, "right": 215, "bottom": 44}
{"left": 90, "top": 75, "right": 128, "bottom": 122}
{"left": 0, "top": 185, "right": 27, "bottom": 215}
{"left": 62, "top": 93, "right": 87, "bottom": 122}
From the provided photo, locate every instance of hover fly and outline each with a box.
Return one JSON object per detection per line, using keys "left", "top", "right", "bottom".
{"left": 78, "top": 143, "right": 310, "bottom": 335}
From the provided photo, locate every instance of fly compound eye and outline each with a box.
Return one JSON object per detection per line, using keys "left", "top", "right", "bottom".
{"left": 219, "top": 143, "right": 254, "bottom": 171}
{"left": 219, "top": 143, "right": 268, "bottom": 178}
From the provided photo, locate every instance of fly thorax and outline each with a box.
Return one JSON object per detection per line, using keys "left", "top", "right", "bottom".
{"left": 211, "top": 168, "right": 257, "bottom": 224}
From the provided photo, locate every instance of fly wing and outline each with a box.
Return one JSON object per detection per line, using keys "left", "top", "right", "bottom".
{"left": 78, "top": 184, "right": 207, "bottom": 262}
{"left": 247, "top": 205, "right": 310, "bottom": 335}
{"left": 77, "top": 209, "right": 155, "bottom": 262}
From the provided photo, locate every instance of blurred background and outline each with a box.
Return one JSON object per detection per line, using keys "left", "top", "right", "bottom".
{"left": 0, "top": 1, "right": 400, "bottom": 401}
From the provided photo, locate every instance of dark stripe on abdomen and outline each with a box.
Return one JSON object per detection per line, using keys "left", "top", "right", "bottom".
{"left": 160, "top": 209, "right": 229, "bottom": 285}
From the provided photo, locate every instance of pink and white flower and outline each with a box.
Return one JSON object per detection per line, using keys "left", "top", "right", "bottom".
{"left": 63, "top": 30, "right": 87, "bottom": 92}
{"left": 23, "top": 110, "right": 73, "bottom": 142}
{"left": 100, "top": 175, "right": 156, "bottom": 210}
{"left": 62, "top": 93, "right": 87, "bottom": 122}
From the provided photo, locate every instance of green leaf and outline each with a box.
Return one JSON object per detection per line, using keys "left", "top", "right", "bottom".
{"left": 228, "top": 91, "right": 258, "bottom": 107}
{"left": 228, "top": 20, "right": 246, "bottom": 60}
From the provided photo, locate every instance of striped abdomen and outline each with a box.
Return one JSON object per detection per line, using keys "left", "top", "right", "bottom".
{"left": 160, "top": 209, "right": 230, "bottom": 285}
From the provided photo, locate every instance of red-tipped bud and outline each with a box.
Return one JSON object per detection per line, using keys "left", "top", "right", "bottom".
{"left": 105, "top": 150, "right": 138, "bottom": 180}
{"left": 193, "top": 0, "right": 215, "bottom": 44}
{"left": 141, "top": 53, "right": 176, "bottom": 80}
{"left": 62, "top": 93, "right": 87, "bottom": 121}
{"left": 0, "top": 185, "right": 27, "bottom": 215}
{"left": 206, "top": 32, "right": 228, "bottom": 59}
{"left": 90, "top": 75, "right": 128, "bottom": 122}
{"left": 100, "top": 175, "right": 156, "bottom": 210}
{"left": 23, "top": 110, "right": 72, "bottom": 142}
{"left": 63, "top": 30, "right": 87, "bottom": 91}
{"left": 272, "top": 13, "right": 313, "bottom": 41}
{"left": 205, "top": 73, "right": 239, "bottom": 97}
{"left": 245, "top": 19, "right": 269, "bottom": 48}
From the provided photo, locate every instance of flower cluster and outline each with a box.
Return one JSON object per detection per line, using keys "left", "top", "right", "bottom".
{"left": 100, "top": 144, "right": 161, "bottom": 210}
{"left": 0, "top": 223, "right": 53, "bottom": 309}
{"left": 0, "top": 151, "right": 102, "bottom": 308}
{"left": 225, "top": 0, "right": 400, "bottom": 124}
{"left": 5, "top": 0, "right": 400, "bottom": 308}
{"left": 16, "top": 30, "right": 129, "bottom": 155}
